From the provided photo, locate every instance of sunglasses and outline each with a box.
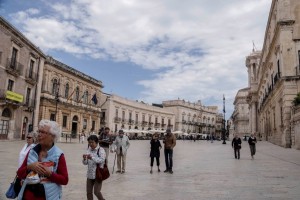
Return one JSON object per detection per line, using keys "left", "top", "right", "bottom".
{"left": 27, "top": 137, "right": 33, "bottom": 139}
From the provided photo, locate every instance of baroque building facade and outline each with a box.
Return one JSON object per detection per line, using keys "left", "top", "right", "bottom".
{"left": 99, "top": 94, "right": 175, "bottom": 134}
{"left": 0, "top": 16, "right": 46, "bottom": 140}
{"left": 244, "top": 0, "right": 300, "bottom": 148}
{"left": 162, "top": 100, "right": 220, "bottom": 137}
{"left": 232, "top": 88, "right": 250, "bottom": 137}
{"left": 39, "top": 57, "right": 103, "bottom": 138}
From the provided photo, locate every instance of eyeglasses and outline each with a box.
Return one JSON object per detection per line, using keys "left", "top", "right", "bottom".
{"left": 37, "top": 130, "right": 49, "bottom": 135}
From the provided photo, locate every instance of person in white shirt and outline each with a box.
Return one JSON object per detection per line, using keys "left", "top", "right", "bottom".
{"left": 18, "top": 132, "right": 36, "bottom": 167}
{"left": 112, "top": 130, "right": 130, "bottom": 173}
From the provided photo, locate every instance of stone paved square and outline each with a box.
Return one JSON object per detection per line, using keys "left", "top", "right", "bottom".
{"left": 1, "top": 140, "right": 300, "bottom": 200}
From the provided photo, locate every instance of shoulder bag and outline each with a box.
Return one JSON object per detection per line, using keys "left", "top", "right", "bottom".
{"left": 96, "top": 149, "right": 110, "bottom": 181}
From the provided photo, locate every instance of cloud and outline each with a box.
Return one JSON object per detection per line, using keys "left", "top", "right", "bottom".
{"left": 9, "top": 0, "right": 271, "bottom": 114}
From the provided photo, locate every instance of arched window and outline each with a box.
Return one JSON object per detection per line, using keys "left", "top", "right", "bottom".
{"left": 2, "top": 108, "right": 12, "bottom": 118}
{"left": 64, "top": 83, "right": 69, "bottom": 98}
{"left": 52, "top": 79, "right": 58, "bottom": 95}
{"left": 83, "top": 91, "right": 88, "bottom": 104}
{"left": 74, "top": 87, "right": 79, "bottom": 102}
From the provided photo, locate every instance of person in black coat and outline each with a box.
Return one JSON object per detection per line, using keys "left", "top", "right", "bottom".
{"left": 150, "top": 133, "right": 162, "bottom": 174}
{"left": 232, "top": 134, "right": 242, "bottom": 159}
{"left": 248, "top": 133, "right": 257, "bottom": 159}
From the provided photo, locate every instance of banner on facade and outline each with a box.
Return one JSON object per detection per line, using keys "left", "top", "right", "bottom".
{"left": 6, "top": 91, "right": 23, "bottom": 102}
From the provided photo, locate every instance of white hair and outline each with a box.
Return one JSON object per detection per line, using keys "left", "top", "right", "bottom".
{"left": 39, "top": 119, "right": 61, "bottom": 142}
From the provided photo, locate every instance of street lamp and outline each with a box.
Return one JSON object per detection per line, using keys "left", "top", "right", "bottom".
{"left": 222, "top": 94, "right": 226, "bottom": 144}
{"left": 54, "top": 79, "right": 60, "bottom": 121}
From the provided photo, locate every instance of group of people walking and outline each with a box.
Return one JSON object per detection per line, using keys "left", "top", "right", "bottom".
{"left": 231, "top": 133, "right": 257, "bottom": 160}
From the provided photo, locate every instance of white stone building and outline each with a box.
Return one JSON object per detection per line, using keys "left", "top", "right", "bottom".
{"left": 242, "top": 0, "right": 300, "bottom": 148}
{"left": 162, "top": 99, "right": 219, "bottom": 137}
{"left": 99, "top": 94, "right": 175, "bottom": 135}
{"left": 232, "top": 88, "right": 250, "bottom": 137}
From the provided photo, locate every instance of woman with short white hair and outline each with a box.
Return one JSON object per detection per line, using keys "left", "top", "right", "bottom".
{"left": 17, "top": 119, "right": 69, "bottom": 200}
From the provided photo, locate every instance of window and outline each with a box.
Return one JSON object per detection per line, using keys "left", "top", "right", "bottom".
{"left": 135, "top": 114, "right": 138, "bottom": 123}
{"left": 11, "top": 47, "right": 18, "bottom": 68}
{"left": 0, "top": 120, "right": 9, "bottom": 136}
{"left": 83, "top": 119, "right": 87, "bottom": 129}
{"left": 64, "top": 83, "right": 69, "bottom": 98}
{"left": 74, "top": 87, "right": 79, "bottom": 102}
{"left": 7, "top": 79, "right": 14, "bottom": 91}
{"left": 83, "top": 91, "right": 88, "bottom": 104}
{"left": 29, "top": 60, "right": 34, "bottom": 78}
{"left": 25, "top": 88, "right": 31, "bottom": 106}
{"left": 148, "top": 115, "right": 152, "bottom": 123}
{"left": 62, "top": 115, "right": 67, "bottom": 128}
{"left": 115, "top": 109, "right": 118, "bottom": 117}
{"left": 50, "top": 113, "right": 55, "bottom": 121}
{"left": 142, "top": 115, "right": 145, "bottom": 122}
{"left": 52, "top": 79, "right": 59, "bottom": 95}
{"left": 92, "top": 120, "right": 95, "bottom": 131}
{"left": 168, "top": 119, "right": 171, "bottom": 125}
{"left": 162, "top": 118, "right": 164, "bottom": 125}
{"left": 122, "top": 111, "right": 125, "bottom": 122}
{"left": 277, "top": 60, "right": 281, "bottom": 77}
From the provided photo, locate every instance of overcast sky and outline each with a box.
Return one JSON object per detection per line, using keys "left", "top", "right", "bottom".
{"left": 0, "top": 0, "right": 271, "bottom": 117}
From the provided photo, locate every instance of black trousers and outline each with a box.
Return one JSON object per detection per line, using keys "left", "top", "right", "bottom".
{"left": 234, "top": 148, "right": 240, "bottom": 159}
{"left": 150, "top": 156, "right": 160, "bottom": 167}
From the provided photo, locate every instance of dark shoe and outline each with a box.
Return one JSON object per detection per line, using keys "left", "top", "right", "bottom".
{"left": 150, "top": 170, "right": 153, "bottom": 174}
{"left": 158, "top": 169, "right": 160, "bottom": 172}
{"left": 169, "top": 170, "right": 173, "bottom": 174}
{"left": 164, "top": 169, "right": 169, "bottom": 173}
{"left": 116, "top": 170, "right": 121, "bottom": 173}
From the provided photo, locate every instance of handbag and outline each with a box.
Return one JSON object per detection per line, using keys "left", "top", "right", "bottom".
{"left": 96, "top": 162, "right": 110, "bottom": 181}
{"left": 95, "top": 148, "right": 110, "bottom": 181}
{"left": 6, "top": 175, "right": 17, "bottom": 199}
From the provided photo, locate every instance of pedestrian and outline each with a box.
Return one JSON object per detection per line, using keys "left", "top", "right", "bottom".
{"left": 163, "top": 129, "right": 176, "bottom": 174}
{"left": 18, "top": 132, "right": 36, "bottom": 168}
{"left": 150, "top": 133, "right": 162, "bottom": 174}
{"left": 232, "top": 134, "right": 242, "bottom": 159}
{"left": 83, "top": 135, "right": 106, "bottom": 200}
{"left": 80, "top": 130, "right": 86, "bottom": 144}
{"left": 112, "top": 130, "right": 130, "bottom": 173}
{"left": 248, "top": 133, "right": 257, "bottom": 159}
{"left": 99, "top": 127, "right": 113, "bottom": 161}
{"left": 17, "top": 119, "right": 69, "bottom": 199}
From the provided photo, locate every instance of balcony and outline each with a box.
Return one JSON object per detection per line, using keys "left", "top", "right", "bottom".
{"left": 24, "top": 98, "right": 35, "bottom": 112}
{"left": 128, "top": 119, "right": 134, "bottom": 125}
{"left": 5, "top": 58, "right": 23, "bottom": 77}
{"left": 25, "top": 70, "right": 38, "bottom": 85}
{"left": 182, "top": 120, "right": 186, "bottom": 124}
{"left": 142, "top": 121, "right": 148, "bottom": 126}
{"left": 114, "top": 117, "right": 121, "bottom": 123}
{"left": 154, "top": 123, "right": 160, "bottom": 128}
{"left": 100, "top": 119, "right": 106, "bottom": 125}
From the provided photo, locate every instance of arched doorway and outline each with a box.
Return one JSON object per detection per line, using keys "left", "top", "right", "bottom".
{"left": 21, "top": 117, "right": 28, "bottom": 140}
{"left": 71, "top": 116, "right": 78, "bottom": 138}
{"left": 0, "top": 108, "right": 12, "bottom": 139}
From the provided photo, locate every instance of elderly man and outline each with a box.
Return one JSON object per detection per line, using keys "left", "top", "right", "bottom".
{"left": 163, "top": 129, "right": 176, "bottom": 174}
{"left": 113, "top": 130, "right": 130, "bottom": 173}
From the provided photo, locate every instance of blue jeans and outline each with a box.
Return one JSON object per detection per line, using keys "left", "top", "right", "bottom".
{"left": 164, "top": 149, "right": 173, "bottom": 170}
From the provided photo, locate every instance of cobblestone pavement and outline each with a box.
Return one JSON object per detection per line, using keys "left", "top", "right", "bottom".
{"left": 1, "top": 139, "right": 300, "bottom": 200}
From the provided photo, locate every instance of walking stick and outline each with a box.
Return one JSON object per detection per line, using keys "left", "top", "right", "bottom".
{"left": 112, "top": 152, "right": 117, "bottom": 174}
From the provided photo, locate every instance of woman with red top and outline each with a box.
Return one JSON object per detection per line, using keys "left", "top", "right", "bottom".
{"left": 17, "top": 119, "right": 69, "bottom": 200}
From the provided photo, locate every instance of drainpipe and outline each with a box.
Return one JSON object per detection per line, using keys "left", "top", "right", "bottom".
{"left": 31, "top": 57, "right": 41, "bottom": 132}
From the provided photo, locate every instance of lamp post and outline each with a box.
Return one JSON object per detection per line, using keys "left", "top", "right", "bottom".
{"left": 222, "top": 94, "right": 226, "bottom": 144}
{"left": 54, "top": 80, "right": 60, "bottom": 122}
